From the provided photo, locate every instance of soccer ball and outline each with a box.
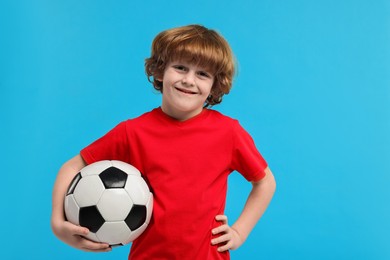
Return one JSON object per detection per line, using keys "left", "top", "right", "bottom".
{"left": 64, "top": 160, "right": 153, "bottom": 246}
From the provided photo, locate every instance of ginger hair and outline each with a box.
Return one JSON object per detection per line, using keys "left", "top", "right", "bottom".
{"left": 145, "top": 24, "right": 236, "bottom": 106}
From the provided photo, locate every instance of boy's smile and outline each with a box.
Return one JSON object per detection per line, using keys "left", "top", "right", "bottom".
{"left": 160, "top": 60, "right": 214, "bottom": 121}
{"left": 174, "top": 87, "right": 198, "bottom": 95}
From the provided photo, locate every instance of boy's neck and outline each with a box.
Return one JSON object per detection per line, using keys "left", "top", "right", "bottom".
{"left": 160, "top": 106, "right": 204, "bottom": 122}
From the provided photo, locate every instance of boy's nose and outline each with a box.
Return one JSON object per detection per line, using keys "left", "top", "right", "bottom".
{"left": 182, "top": 72, "right": 195, "bottom": 86}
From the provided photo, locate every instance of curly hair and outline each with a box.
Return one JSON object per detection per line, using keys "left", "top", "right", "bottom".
{"left": 145, "top": 25, "right": 236, "bottom": 107}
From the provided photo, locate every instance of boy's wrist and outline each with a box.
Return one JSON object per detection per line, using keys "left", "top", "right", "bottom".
{"left": 231, "top": 225, "right": 246, "bottom": 244}
{"left": 51, "top": 209, "right": 66, "bottom": 229}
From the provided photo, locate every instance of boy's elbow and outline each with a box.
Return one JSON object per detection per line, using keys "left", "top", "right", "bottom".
{"left": 252, "top": 167, "right": 276, "bottom": 192}
{"left": 270, "top": 174, "right": 276, "bottom": 194}
{"left": 264, "top": 167, "right": 276, "bottom": 193}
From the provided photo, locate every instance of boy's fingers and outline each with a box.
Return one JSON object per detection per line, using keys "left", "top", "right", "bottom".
{"left": 71, "top": 224, "right": 89, "bottom": 236}
{"left": 217, "top": 242, "right": 232, "bottom": 252}
{"left": 81, "top": 239, "right": 111, "bottom": 252}
{"left": 63, "top": 222, "right": 111, "bottom": 252}
{"left": 211, "top": 233, "right": 230, "bottom": 245}
{"left": 212, "top": 215, "right": 229, "bottom": 235}
{"left": 212, "top": 224, "right": 228, "bottom": 235}
{"left": 215, "top": 215, "right": 228, "bottom": 223}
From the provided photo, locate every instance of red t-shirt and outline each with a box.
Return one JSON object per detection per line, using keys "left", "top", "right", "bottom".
{"left": 81, "top": 107, "right": 267, "bottom": 260}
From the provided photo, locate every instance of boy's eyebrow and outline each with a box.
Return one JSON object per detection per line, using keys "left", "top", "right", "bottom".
{"left": 172, "top": 61, "right": 213, "bottom": 71}
{"left": 169, "top": 59, "right": 216, "bottom": 74}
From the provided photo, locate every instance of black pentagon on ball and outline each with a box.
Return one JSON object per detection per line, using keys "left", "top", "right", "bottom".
{"left": 79, "top": 206, "right": 105, "bottom": 233}
{"left": 99, "top": 166, "right": 128, "bottom": 188}
{"left": 125, "top": 205, "right": 147, "bottom": 231}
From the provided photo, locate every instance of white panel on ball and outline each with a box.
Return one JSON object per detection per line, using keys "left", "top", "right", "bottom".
{"left": 64, "top": 195, "right": 80, "bottom": 225}
{"left": 125, "top": 175, "right": 151, "bottom": 205}
{"left": 98, "top": 189, "right": 133, "bottom": 221}
{"left": 73, "top": 175, "right": 105, "bottom": 207}
{"left": 85, "top": 231, "right": 100, "bottom": 243}
{"left": 145, "top": 194, "right": 153, "bottom": 225}
{"left": 96, "top": 221, "right": 131, "bottom": 245}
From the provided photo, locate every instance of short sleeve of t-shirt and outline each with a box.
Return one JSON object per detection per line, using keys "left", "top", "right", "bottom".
{"left": 230, "top": 120, "right": 268, "bottom": 182}
{"left": 80, "top": 121, "right": 129, "bottom": 164}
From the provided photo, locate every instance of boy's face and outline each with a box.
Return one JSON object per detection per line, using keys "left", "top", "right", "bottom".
{"left": 159, "top": 60, "right": 214, "bottom": 121}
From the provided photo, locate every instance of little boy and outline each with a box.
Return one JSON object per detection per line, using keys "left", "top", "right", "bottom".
{"left": 51, "top": 24, "right": 276, "bottom": 259}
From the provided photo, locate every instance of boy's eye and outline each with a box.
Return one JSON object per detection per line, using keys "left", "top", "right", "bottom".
{"left": 173, "top": 65, "right": 187, "bottom": 71}
{"left": 198, "top": 71, "right": 211, "bottom": 78}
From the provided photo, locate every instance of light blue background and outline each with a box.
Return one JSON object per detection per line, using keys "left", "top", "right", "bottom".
{"left": 1, "top": 0, "right": 389, "bottom": 259}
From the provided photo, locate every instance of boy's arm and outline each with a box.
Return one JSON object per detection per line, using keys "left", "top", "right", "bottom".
{"left": 211, "top": 167, "right": 276, "bottom": 252}
{"left": 51, "top": 154, "right": 111, "bottom": 252}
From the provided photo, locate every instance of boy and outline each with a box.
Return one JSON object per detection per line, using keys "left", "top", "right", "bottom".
{"left": 51, "top": 24, "right": 276, "bottom": 259}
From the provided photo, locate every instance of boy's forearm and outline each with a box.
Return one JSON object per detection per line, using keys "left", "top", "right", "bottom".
{"left": 51, "top": 155, "right": 86, "bottom": 226}
{"left": 231, "top": 167, "right": 276, "bottom": 242}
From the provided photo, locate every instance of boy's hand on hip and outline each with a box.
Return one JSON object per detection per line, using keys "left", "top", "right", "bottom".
{"left": 211, "top": 215, "right": 244, "bottom": 252}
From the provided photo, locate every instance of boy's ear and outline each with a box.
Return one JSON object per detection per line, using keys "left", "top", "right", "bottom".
{"left": 154, "top": 71, "right": 163, "bottom": 82}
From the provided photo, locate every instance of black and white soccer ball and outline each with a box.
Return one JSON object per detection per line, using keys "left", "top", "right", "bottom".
{"left": 64, "top": 160, "right": 153, "bottom": 246}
